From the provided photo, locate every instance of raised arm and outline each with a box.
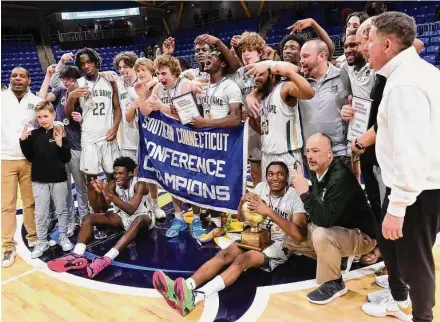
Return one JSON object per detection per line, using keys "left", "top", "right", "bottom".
{"left": 198, "top": 34, "right": 241, "bottom": 73}
{"left": 50, "top": 52, "right": 74, "bottom": 90}
{"left": 39, "top": 66, "right": 57, "bottom": 103}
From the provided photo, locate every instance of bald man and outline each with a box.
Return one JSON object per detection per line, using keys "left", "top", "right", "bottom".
{"left": 288, "top": 132, "right": 377, "bottom": 305}
{"left": 298, "top": 40, "right": 352, "bottom": 171}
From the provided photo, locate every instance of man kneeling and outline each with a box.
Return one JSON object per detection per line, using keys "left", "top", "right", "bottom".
{"left": 48, "top": 157, "right": 154, "bottom": 278}
{"left": 153, "top": 161, "right": 308, "bottom": 316}
{"left": 288, "top": 133, "right": 377, "bottom": 304}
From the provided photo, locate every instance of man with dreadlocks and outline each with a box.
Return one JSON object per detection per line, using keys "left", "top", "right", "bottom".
{"left": 66, "top": 48, "right": 122, "bottom": 229}
{"left": 244, "top": 59, "right": 314, "bottom": 180}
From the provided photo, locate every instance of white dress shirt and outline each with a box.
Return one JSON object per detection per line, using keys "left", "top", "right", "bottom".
{"left": 376, "top": 46, "right": 440, "bottom": 217}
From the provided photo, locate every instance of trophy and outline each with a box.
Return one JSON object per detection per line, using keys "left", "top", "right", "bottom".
{"left": 236, "top": 201, "right": 271, "bottom": 251}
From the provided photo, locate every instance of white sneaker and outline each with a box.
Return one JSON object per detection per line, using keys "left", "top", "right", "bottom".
{"left": 28, "top": 239, "right": 37, "bottom": 248}
{"left": 66, "top": 222, "right": 76, "bottom": 237}
{"left": 48, "top": 239, "right": 57, "bottom": 247}
{"left": 367, "top": 288, "right": 391, "bottom": 304}
{"left": 31, "top": 242, "right": 49, "bottom": 259}
{"left": 362, "top": 293, "right": 412, "bottom": 321}
{"left": 2, "top": 250, "right": 16, "bottom": 267}
{"left": 375, "top": 274, "right": 389, "bottom": 288}
{"left": 152, "top": 205, "right": 166, "bottom": 219}
{"left": 59, "top": 236, "right": 73, "bottom": 252}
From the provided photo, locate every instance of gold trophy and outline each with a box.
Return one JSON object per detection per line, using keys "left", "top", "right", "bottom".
{"left": 236, "top": 201, "right": 271, "bottom": 251}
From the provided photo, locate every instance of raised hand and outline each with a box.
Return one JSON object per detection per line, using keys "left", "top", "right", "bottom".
{"left": 290, "top": 169, "right": 309, "bottom": 195}
{"left": 197, "top": 34, "right": 220, "bottom": 46}
{"left": 287, "top": 18, "right": 316, "bottom": 34}
{"left": 60, "top": 52, "right": 74, "bottom": 65}
{"left": 69, "top": 87, "right": 88, "bottom": 99}
{"left": 71, "top": 111, "right": 83, "bottom": 124}
{"left": 53, "top": 130, "right": 63, "bottom": 147}
{"left": 20, "top": 124, "right": 32, "bottom": 141}
{"left": 341, "top": 95, "right": 355, "bottom": 121}
{"left": 162, "top": 37, "right": 175, "bottom": 55}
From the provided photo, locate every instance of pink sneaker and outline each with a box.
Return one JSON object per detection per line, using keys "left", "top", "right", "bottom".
{"left": 86, "top": 256, "right": 112, "bottom": 278}
{"left": 47, "top": 253, "right": 88, "bottom": 273}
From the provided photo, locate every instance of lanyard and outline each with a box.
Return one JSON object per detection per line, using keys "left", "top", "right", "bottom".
{"left": 203, "top": 77, "right": 227, "bottom": 111}
{"left": 84, "top": 76, "right": 100, "bottom": 104}
{"left": 165, "top": 77, "right": 182, "bottom": 101}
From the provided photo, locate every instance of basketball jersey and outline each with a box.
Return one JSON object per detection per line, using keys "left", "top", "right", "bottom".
{"left": 260, "top": 82, "right": 303, "bottom": 154}
{"left": 183, "top": 68, "right": 209, "bottom": 80}
{"left": 113, "top": 177, "right": 149, "bottom": 216}
{"left": 254, "top": 182, "right": 306, "bottom": 241}
{"left": 158, "top": 77, "right": 189, "bottom": 119}
{"left": 196, "top": 77, "right": 242, "bottom": 119}
{"left": 116, "top": 77, "right": 139, "bottom": 151}
{"left": 77, "top": 76, "right": 114, "bottom": 146}
{"left": 228, "top": 66, "right": 255, "bottom": 111}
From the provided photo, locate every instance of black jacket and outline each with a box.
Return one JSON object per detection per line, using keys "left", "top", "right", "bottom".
{"left": 19, "top": 127, "right": 71, "bottom": 183}
{"left": 302, "top": 159, "right": 377, "bottom": 239}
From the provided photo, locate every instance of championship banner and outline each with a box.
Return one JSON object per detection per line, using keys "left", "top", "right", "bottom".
{"left": 138, "top": 111, "right": 248, "bottom": 214}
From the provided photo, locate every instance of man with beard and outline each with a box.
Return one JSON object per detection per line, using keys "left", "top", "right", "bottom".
{"left": 152, "top": 161, "right": 307, "bottom": 316}
{"left": 1, "top": 67, "right": 42, "bottom": 267}
{"left": 243, "top": 59, "right": 314, "bottom": 180}
{"left": 66, "top": 48, "right": 122, "bottom": 225}
{"left": 298, "top": 39, "right": 351, "bottom": 170}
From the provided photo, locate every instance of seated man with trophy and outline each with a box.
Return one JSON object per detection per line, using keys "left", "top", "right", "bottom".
{"left": 288, "top": 133, "right": 377, "bottom": 305}
{"left": 152, "top": 161, "right": 308, "bottom": 316}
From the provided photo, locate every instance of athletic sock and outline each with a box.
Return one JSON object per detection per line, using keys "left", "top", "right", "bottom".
{"left": 194, "top": 275, "right": 225, "bottom": 304}
{"left": 174, "top": 211, "right": 184, "bottom": 221}
{"left": 186, "top": 277, "right": 197, "bottom": 290}
{"left": 104, "top": 248, "right": 119, "bottom": 260}
{"left": 150, "top": 198, "right": 159, "bottom": 209}
{"left": 73, "top": 243, "right": 86, "bottom": 255}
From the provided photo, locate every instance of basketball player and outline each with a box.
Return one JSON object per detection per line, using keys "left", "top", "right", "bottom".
{"left": 152, "top": 161, "right": 307, "bottom": 316}
{"left": 229, "top": 31, "right": 266, "bottom": 186}
{"left": 47, "top": 157, "right": 154, "bottom": 279}
{"left": 244, "top": 60, "right": 314, "bottom": 180}
{"left": 145, "top": 55, "right": 204, "bottom": 238}
{"left": 65, "top": 48, "right": 122, "bottom": 220}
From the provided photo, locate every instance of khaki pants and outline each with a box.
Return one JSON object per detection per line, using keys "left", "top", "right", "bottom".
{"left": 1, "top": 160, "right": 37, "bottom": 253}
{"left": 285, "top": 223, "right": 376, "bottom": 284}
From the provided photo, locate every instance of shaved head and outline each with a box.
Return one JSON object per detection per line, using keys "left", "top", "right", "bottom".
{"left": 356, "top": 17, "right": 374, "bottom": 60}
{"left": 303, "top": 39, "right": 330, "bottom": 58}
{"left": 305, "top": 133, "right": 334, "bottom": 175}
{"left": 300, "top": 40, "right": 330, "bottom": 78}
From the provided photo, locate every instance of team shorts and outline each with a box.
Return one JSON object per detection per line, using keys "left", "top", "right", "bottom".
{"left": 80, "top": 140, "right": 121, "bottom": 175}
{"left": 116, "top": 211, "right": 155, "bottom": 231}
{"left": 248, "top": 126, "right": 262, "bottom": 162}
{"left": 121, "top": 149, "right": 138, "bottom": 164}
{"left": 261, "top": 149, "right": 303, "bottom": 182}
{"left": 261, "top": 240, "right": 292, "bottom": 272}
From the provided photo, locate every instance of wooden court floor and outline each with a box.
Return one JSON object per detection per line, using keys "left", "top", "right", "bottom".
{"left": 2, "top": 239, "right": 440, "bottom": 321}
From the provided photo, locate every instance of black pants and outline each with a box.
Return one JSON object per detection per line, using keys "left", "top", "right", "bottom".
{"left": 360, "top": 147, "right": 382, "bottom": 223}
{"left": 379, "top": 188, "right": 440, "bottom": 322}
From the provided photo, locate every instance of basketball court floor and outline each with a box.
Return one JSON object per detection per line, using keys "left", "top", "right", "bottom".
{"left": 2, "top": 172, "right": 440, "bottom": 321}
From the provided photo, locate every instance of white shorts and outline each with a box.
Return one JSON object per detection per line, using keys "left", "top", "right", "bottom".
{"left": 261, "top": 240, "right": 291, "bottom": 272}
{"left": 121, "top": 149, "right": 138, "bottom": 164}
{"left": 80, "top": 140, "right": 121, "bottom": 175}
{"left": 248, "top": 126, "right": 262, "bottom": 162}
{"left": 262, "top": 149, "right": 303, "bottom": 182}
{"left": 117, "top": 211, "right": 155, "bottom": 231}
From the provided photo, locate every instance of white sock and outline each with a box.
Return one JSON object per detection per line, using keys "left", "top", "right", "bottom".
{"left": 194, "top": 275, "right": 225, "bottom": 304}
{"left": 104, "top": 248, "right": 119, "bottom": 260}
{"left": 186, "top": 277, "right": 197, "bottom": 290}
{"left": 150, "top": 198, "right": 159, "bottom": 209}
{"left": 175, "top": 211, "right": 184, "bottom": 221}
{"left": 73, "top": 243, "right": 86, "bottom": 255}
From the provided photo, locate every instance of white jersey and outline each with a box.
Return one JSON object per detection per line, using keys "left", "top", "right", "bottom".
{"left": 182, "top": 68, "right": 209, "bottom": 80}
{"left": 228, "top": 66, "right": 255, "bottom": 111}
{"left": 196, "top": 77, "right": 242, "bottom": 119}
{"left": 260, "top": 82, "right": 303, "bottom": 154}
{"left": 254, "top": 182, "right": 306, "bottom": 241}
{"left": 78, "top": 76, "right": 114, "bottom": 146}
{"left": 113, "top": 177, "right": 149, "bottom": 216}
{"left": 158, "top": 77, "right": 190, "bottom": 120}
{"left": 116, "top": 76, "right": 139, "bottom": 151}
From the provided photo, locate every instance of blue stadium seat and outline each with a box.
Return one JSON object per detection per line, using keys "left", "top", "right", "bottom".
{"left": 431, "top": 37, "right": 440, "bottom": 45}
{"left": 423, "top": 55, "right": 436, "bottom": 64}
{"left": 427, "top": 45, "right": 440, "bottom": 54}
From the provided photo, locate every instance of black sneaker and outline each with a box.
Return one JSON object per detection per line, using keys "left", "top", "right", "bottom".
{"left": 307, "top": 277, "right": 347, "bottom": 304}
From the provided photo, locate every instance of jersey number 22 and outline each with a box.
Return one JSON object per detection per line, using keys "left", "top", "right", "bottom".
{"left": 93, "top": 102, "right": 106, "bottom": 115}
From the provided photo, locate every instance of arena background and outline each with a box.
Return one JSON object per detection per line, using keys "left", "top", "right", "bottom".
{"left": 1, "top": 1, "right": 440, "bottom": 321}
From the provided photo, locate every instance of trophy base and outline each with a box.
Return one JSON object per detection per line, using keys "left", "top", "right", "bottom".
{"left": 236, "top": 228, "right": 271, "bottom": 252}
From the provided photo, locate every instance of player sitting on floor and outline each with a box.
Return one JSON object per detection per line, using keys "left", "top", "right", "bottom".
{"left": 152, "top": 161, "right": 308, "bottom": 316}
{"left": 47, "top": 157, "right": 155, "bottom": 278}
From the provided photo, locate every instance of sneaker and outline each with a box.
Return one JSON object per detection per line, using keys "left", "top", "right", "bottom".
{"left": 30, "top": 241, "right": 49, "bottom": 259}
{"left": 59, "top": 235, "right": 73, "bottom": 252}
{"left": 2, "top": 250, "right": 16, "bottom": 268}
{"left": 165, "top": 218, "right": 187, "bottom": 238}
{"left": 191, "top": 218, "right": 205, "bottom": 239}
{"left": 66, "top": 222, "right": 76, "bottom": 238}
{"left": 94, "top": 228, "right": 107, "bottom": 240}
{"left": 362, "top": 293, "right": 412, "bottom": 321}
{"left": 375, "top": 274, "right": 389, "bottom": 289}
{"left": 86, "top": 256, "right": 112, "bottom": 278}
{"left": 174, "top": 277, "right": 196, "bottom": 316}
{"left": 198, "top": 227, "right": 225, "bottom": 243}
{"left": 47, "top": 253, "right": 88, "bottom": 272}
{"left": 28, "top": 239, "right": 37, "bottom": 248}
{"left": 152, "top": 205, "right": 166, "bottom": 220}
{"left": 307, "top": 278, "right": 348, "bottom": 304}
{"left": 152, "top": 270, "right": 177, "bottom": 309}
{"left": 367, "top": 288, "right": 391, "bottom": 304}
{"left": 48, "top": 239, "right": 57, "bottom": 247}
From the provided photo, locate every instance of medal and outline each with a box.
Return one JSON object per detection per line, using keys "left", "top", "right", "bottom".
{"left": 63, "top": 118, "right": 70, "bottom": 126}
